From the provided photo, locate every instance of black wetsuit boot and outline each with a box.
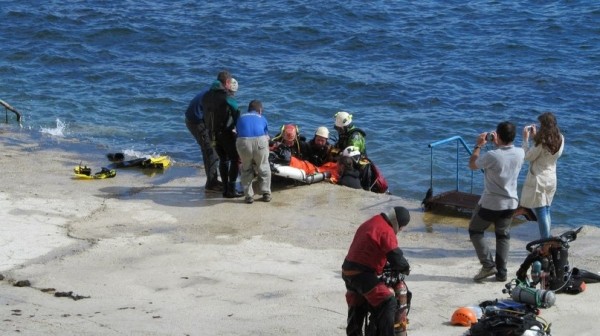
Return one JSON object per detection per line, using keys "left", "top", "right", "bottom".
{"left": 224, "top": 182, "right": 242, "bottom": 198}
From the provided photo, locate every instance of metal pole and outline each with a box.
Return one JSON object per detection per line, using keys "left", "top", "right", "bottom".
{"left": 430, "top": 146, "right": 434, "bottom": 190}
{"left": 455, "top": 140, "right": 459, "bottom": 191}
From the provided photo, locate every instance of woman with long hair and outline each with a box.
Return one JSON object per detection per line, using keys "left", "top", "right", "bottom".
{"left": 520, "top": 112, "right": 565, "bottom": 238}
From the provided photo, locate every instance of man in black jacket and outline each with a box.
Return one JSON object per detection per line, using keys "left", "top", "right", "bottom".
{"left": 202, "top": 71, "right": 242, "bottom": 198}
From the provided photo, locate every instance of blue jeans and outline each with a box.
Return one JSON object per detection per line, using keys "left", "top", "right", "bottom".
{"left": 533, "top": 206, "right": 551, "bottom": 238}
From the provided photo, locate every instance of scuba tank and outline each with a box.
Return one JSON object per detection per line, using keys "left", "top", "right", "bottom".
{"left": 503, "top": 279, "right": 556, "bottom": 309}
{"left": 510, "top": 284, "right": 556, "bottom": 308}
{"left": 549, "top": 245, "right": 570, "bottom": 291}
{"left": 393, "top": 279, "right": 409, "bottom": 336}
{"left": 531, "top": 260, "right": 541, "bottom": 284}
{"left": 381, "top": 265, "right": 411, "bottom": 336}
{"left": 303, "top": 171, "right": 330, "bottom": 184}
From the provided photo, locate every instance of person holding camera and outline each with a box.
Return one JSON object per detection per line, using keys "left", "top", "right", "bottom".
{"left": 341, "top": 206, "right": 411, "bottom": 336}
{"left": 468, "top": 121, "right": 525, "bottom": 282}
{"left": 520, "top": 112, "right": 564, "bottom": 238}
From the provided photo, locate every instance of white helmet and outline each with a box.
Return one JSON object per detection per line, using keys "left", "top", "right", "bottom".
{"left": 342, "top": 146, "right": 361, "bottom": 158}
{"left": 230, "top": 78, "right": 238, "bottom": 92}
{"left": 335, "top": 111, "right": 352, "bottom": 127}
{"left": 315, "top": 126, "right": 329, "bottom": 139}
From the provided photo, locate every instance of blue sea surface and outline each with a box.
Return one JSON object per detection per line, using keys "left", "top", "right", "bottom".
{"left": 1, "top": 1, "right": 599, "bottom": 226}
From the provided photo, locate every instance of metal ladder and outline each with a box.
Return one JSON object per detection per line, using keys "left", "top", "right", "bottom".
{"left": 422, "top": 136, "right": 480, "bottom": 215}
{"left": 1, "top": 99, "right": 22, "bottom": 126}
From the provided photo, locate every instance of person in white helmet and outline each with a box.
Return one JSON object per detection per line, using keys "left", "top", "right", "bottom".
{"left": 337, "top": 146, "right": 362, "bottom": 189}
{"left": 334, "top": 111, "right": 367, "bottom": 156}
{"left": 337, "top": 146, "right": 363, "bottom": 189}
{"left": 304, "top": 126, "right": 335, "bottom": 166}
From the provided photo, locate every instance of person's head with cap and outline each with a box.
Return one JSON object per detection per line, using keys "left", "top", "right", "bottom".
{"left": 334, "top": 111, "right": 353, "bottom": 133}
{"left": 313, "top": 126, "right": 329, "bottom": 148}
{"left": 386, "top": 206, "right": 410, "bottom": 234}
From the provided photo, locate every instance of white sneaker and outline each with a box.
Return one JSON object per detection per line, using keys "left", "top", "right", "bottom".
{"left": 473, "top": 266, "right": 497, "bottom": 281}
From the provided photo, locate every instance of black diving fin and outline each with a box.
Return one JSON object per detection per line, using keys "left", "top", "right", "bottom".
{"left": 106, "top": 152, "right": 125, "bottom": 162}
{"left": 109, "top": 158, "right": 147, "bottom": 169}
{"left": 108, "top": 156, "right": 170, "bottom": 169}
{"left": 572, "top": 267, "right": 600, "bottom": 283}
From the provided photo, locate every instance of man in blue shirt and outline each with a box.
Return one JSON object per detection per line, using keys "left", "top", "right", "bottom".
{"left": 235, "top": 100, "right": 271, "bottom": 204}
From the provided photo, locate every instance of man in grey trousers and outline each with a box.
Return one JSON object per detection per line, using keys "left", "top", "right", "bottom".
{"left": 235, "top": 100, "right": 271, "bottom": 204}
{"left": 468, "top": 121, "right": 524, "bottom": 282}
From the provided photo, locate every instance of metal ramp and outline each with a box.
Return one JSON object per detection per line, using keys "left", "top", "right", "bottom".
{"left": 1, "top": 99, "right": 22, "bottom": 126}
{"left": 421, "top": 136, "right": 479, "bottom": 217}
{"left": 424, "top": 190, "right": 480, "bottom": 215}
{"left": 422, "top": 136, "right": 536, "bottom": 221}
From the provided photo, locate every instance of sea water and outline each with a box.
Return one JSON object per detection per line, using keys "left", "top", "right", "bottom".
{"left": 1, "top": 1, "right": 599, "bottom": 226}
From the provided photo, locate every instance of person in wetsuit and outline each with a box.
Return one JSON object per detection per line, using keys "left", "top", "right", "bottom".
{"left": 342, "top": 206, "right": 411, "bottom": 336}
{"left": 202, "top": 70, "right": 242, "bottom": 198}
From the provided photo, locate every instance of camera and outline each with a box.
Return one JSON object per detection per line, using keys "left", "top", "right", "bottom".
{"left": 526, "top": 125, "right": 535, "bottom": 132}
{"left": 485, "top": 132, "right": 495, "bottom": 142}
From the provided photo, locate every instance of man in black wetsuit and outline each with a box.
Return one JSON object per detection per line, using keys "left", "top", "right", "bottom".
{"left": 202, "top": 71, "right": 242, "bottom": 198}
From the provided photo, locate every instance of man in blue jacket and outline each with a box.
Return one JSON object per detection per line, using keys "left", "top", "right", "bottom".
{"left": 235, "top": 100, "right": 271, "bottom": 204}
{"left": 185, "top": 86, "right": 221, "bottom": 192}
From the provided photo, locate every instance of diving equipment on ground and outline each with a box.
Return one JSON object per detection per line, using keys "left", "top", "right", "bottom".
{"left": 516, "top": 226, "right": 594, "bottom": 294}
{"left": 503, "top": 279, "right": 556, "bottom": 308}
{"left": 107, "top": 155, "right": 171, "bottom": 169}
{"left": 73, "top": 165, "right": 116, "bottom": 179}
{"left": 467, "top": 299, "right": 551, "bottom": 336}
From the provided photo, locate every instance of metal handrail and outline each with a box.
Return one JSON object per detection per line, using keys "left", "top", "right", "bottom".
{"left": 1, "top": 99, "right": 22, "bottom": 126}
{"left": 428, "top": 135, "right": 476, "bottom": 194}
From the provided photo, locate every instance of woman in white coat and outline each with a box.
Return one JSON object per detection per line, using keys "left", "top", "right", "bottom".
{"left": 520, "top": 112, "right": 564, "bottom": 238}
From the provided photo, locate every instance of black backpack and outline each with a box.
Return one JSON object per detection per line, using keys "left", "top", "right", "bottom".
{"left": 468, "top": 313, "right": 548, "bottom": 336}
{"left": 515, "top": 227, "right": 583, "bottom": 293}
{"left": 468, "top": 300, "right": 549, "bottom": 336}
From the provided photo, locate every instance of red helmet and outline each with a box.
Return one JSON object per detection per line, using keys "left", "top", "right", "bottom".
{"left": 450, "top": 307, "right": 477, "bottom": 327}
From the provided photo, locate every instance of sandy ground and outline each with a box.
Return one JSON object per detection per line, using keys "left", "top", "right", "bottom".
{"left": 1, "top": 130, "right": 599, "bottom": 336}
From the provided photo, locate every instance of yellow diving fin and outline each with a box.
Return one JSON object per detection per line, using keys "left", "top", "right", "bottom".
{"left": 141, "top": 156, "right": 171, "bottom": 169}
{"left": 73, "top": 165, "right": 116, "bottom": 179}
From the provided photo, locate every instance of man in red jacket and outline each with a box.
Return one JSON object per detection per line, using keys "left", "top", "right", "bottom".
{"left": 342, "top": 206, "right": 411, "bottom": 336}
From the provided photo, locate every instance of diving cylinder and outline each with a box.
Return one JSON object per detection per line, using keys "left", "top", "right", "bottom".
{"left": 394, "top": 280, "right": 408, "bottom": 336}
{"left": 304, "top": 171, "right": 331, "bottom": 184}
{"left": 304, "top": 172, "right": 325, "bottom": 184}
{"left": 550, "top": 246, "right": 570, "bottom": 291}
{"left": 511, "top": 285, "right": 556, "bottom": 308}
{"left": 540, "top": 257, "right": 550, "bottom": 289}
{"left": 531, "top": 261, "right": 542, "bottom": 284}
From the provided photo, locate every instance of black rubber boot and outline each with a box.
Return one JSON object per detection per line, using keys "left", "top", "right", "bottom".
{"left": 224, "top": 182, "right": 242, "bottom": 198}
